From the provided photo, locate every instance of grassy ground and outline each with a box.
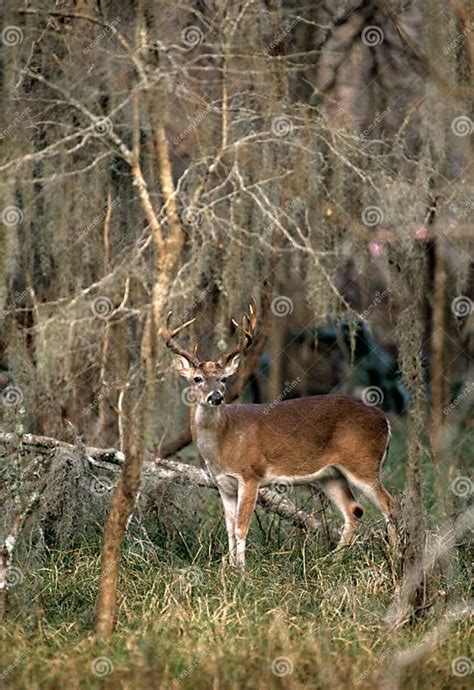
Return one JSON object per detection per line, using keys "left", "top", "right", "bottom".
{"left": 1, "top": 426, "right": 472, "bottom": 689}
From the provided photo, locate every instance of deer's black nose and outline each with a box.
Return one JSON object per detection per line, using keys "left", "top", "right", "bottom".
{"left": 207, "top": 391, "right": 224, "bottom": 406}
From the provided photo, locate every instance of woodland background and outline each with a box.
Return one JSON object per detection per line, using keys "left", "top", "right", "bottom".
{"left": 0, "top": 1, "right": 472, "bottom": 689}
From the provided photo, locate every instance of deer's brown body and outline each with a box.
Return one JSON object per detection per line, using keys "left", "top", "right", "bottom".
{"left": 191, "top": 395, "right": 388, "bottom": 485}
{"left": 163, "top": 301, "right": 397, "bottom": 568}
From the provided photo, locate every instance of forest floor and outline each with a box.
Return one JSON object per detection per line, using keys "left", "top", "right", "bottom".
{"left": 0, "top": 429, "right": 472, "bottom": 689}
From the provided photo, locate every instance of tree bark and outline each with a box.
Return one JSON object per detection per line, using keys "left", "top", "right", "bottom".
{"left": 430, "top": 236, "right": 447, "bottom": 515}
{"left": 95, "top": 397, "right": 144, "bottom": 638}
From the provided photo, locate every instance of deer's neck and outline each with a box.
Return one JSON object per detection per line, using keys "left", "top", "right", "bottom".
{"left": 191, "top": 404, "right": 227, "bottom": 470}
{"left": 192, "top": 403, "right": 227, "bottom": 436}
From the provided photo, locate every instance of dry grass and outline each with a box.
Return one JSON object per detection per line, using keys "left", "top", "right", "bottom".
{"left": 1, "top": 428, "right": 472, "bottom": 689}
{"left": 1, "top": 525, "right": 471, "bottom": 689}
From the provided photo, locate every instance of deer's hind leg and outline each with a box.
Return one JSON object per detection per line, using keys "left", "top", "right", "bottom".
{"left": 342, "top": 471, "right": 397, "bottom": 545}
{"left": 318, "top": 472, "right": 364, "bottom": 550}
{"left": 363, "top": 481, "right": 397, "bottom": 545}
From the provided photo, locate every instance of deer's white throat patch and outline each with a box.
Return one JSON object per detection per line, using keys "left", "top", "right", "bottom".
{"left": 195, "top": 404, "right": 222, "bottom": 469}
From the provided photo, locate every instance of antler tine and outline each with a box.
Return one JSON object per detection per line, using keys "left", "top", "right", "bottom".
{"left": 219, "top": 299, "right": 258, "bottom": 366}
{"left": 162, "top": 311, "right": 200, "bottom": 366}
{"left": 165, "top": 311, "right": 196, "bottom": 338}
{"left": 246, "top": 297, "right": 257, "bottom": 338}
{"left": 236, "top": 299, "right": 257, "bottom": 345}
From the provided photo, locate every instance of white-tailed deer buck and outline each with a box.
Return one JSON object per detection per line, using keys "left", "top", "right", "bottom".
{"left": 163, "top": 300, "right": 396, "bottom": 569}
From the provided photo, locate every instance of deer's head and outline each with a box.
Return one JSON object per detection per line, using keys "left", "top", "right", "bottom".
{"left": 162, "top": 300, "right": 257, "bottom": 407}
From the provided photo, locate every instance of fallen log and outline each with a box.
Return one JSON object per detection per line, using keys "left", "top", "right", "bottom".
{"left": 0, "top": 431, "right": 334, "bottom": 539}
{"left": 156, "top": 457, "right": 336, "bottom": 538}
{"left": 0, "top": 431, "right": 124, "bottom": 464}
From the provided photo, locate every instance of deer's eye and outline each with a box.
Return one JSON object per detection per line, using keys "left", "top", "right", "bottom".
{"left": 193, "top": 375, "right": 203, "bottom": 384}
{"left": 220, "top": 377, "right": 227, "bottom": 383}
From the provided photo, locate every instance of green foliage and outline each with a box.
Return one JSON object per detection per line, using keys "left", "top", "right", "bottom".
{"left": 1, "top": 430, "right": 472, "bottom": 689}
{"left": 1, "top": 534, "right": 470, "bottom": 689}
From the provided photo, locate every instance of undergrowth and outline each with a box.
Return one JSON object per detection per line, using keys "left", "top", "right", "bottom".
{"left": 1, "top": 424, "right": 472, "bottom": 690}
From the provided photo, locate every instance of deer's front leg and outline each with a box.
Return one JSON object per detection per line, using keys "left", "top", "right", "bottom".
{"left": 235, "top": 479, "right": 259, "bottom": 570}
{"left": 217, "top": 485, "right": 238, "bottom": 566}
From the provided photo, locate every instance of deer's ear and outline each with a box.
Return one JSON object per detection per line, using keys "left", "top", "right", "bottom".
{"left": 224, "top": 354, "right": 240, "bottom": 377}
{"left": 172, "top": 355, "right": 193, "bottom": 378}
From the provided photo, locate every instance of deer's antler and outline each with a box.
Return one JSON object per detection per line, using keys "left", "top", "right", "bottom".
{"left": 162, "top": 312, "right": 200, "bottom": 367}
{"left": 219, "top": 298, "right": 257, "bottom": 366}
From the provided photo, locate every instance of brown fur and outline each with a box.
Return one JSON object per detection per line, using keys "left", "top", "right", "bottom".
{"left": 172, "top": 356, "right": 397, "bottom": 568}
{"left": 191, "top": 396, "right": 388, "bottom": 483}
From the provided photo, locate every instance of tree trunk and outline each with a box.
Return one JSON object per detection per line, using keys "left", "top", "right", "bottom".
{"left": 430, "top": 236, "right": 447, "bottom": 516}
{"left": 95, "top": 396, "right": 144, "bottom": 638}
